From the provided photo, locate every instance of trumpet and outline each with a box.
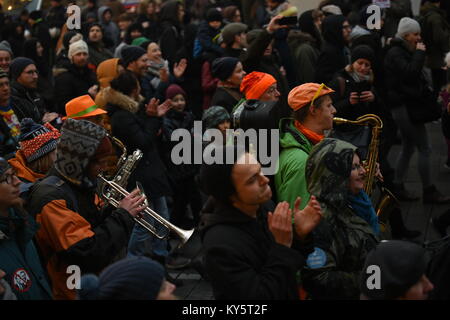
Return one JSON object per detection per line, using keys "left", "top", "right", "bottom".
{"left": 98, "top": 175, "right": 195, "bottom": 247}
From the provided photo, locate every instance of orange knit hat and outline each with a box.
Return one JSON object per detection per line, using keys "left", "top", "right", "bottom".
{"left": 240, "top": 71, "right": 276, "bottom": 100}
{"left": 64, "top": 95, "right": 107, "bottom": 120}
{"left": 288, "top": 83, "right": 335, "bottom": 111}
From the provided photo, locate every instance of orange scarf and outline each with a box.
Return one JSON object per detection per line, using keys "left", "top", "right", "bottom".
{"left": 294, "top": 120, "right": 324, "bottom": 145}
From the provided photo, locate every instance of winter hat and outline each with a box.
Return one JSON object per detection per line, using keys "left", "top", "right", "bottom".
{"left": 245, "top": 29, "right": 263, "bottom": 46}
{"left": 212, "top": 57, "right": 239, "bottom": 81}
{"left": 360, "top": 240, "right": 429, "bottom": 300}
{"left": 221, "top": 22, "right": 248, "bottom": 46}
{"left": 97, "top": 58, "right": 120, "bottom": 88}
{"left": 351, "top": 45, "right": 375, "bottom": 65}
{"left": 78, "top": 256, "right": 165, "bottom": 300}
{"left": 121, "top": 45, "right": 146, "bottom": 67}
{"left": 63, "top": 31, "right": 83, "bottom": 50}
{"left": 199, "top": 144, "right": 246, "bottom": 205}
{"left": 166, "top": 84, "right": 186, "bottom": 100}
{"left": 9, "top": 57, "right": 35, "bottom": 80}
{"left": 131, "top": 37, "right": 151, "bottom": 47}
{"left": 321, "top": 5, "right": 342, "bottom": 16}
{"left": 55, "top": 118, "right": 108, "bottom": 185}
{"left": 68, "top": 39, "right": 89, "bottom": 61}
{"left": 18, "top": 118, "right": 61, "bottom": 163}
{"left": 240, "top": 71, "right": 276, "bottom": 100}
{"left": 202, "top": 106, "right": 231, "bottom": 130}
{"left": 0, "top": 40, "right": 13, "bottom": 56}
{"left": 396, "top": 17, "right": 421, "bottom": 39}
{"left": 288, "top": 83, "right": 335, "bottom": 111}
{"left": 0, "top": 68, "right": 8, "bottom": 79}
{"left": 64, "top": 95, "right": 107, "bottom": 120}
{"left": 206, "top": 8, "right": 223, "bottom": 22}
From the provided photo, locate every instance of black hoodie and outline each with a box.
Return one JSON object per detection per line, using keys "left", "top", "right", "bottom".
{"left": 200, "top": 198, "right": 313, "bottom": 300}
{"left": 315, "top": 15, "right": 350, "bottom": 85}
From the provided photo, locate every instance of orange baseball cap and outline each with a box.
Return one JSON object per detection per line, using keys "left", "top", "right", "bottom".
{"left": 64, "top": 95, "right": 107, "bottom": 120}
{"left": 288, "top": 83, "right": 335, "bottom": 111}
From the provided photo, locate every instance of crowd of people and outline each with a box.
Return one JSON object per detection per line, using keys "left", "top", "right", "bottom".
{"left": 1, "top": 0, "right": 450, "bottom": 300}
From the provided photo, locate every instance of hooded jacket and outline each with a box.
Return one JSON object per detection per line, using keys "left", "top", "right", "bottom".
{"left": 106, "top": 87, "right": 172, "bottom": 198}
{"left": 26, "top": 120, "right": 135, "bottom": 300}
{"left": 384, "top": 37, "right": 427, "bottom": 109}
{"left": 301, "top": 138, "right": 379, "bottom": 300}
{"left": 275, "top": 118, "right": 314, "bottom": 209}
{"left": 315, "top": 15, "right": 350, "bottom": 85}
{"left": 200, "top": 198, "right": 311, "bottom": 300}
{"left": 288, "top": 30, "right": 320, "bottom": 85}
{"left": 0, "top": 208, "right": 52, "bottom": 300}
{"left": 98, "top": 6, "right": 120, "bottom": 49}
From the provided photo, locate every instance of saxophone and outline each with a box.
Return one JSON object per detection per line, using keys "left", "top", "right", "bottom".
{"left": 333, "top": 114, "right": 399, "bottom": 226}
{"left": 101, "top": 135, "right": 144, "bottom": 201}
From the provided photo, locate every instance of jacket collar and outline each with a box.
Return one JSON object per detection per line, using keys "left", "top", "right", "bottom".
{"left": 104, "top": 87, "right": 141, "bottom": 114}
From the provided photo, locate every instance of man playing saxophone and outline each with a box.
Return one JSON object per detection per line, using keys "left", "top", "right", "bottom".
{"left": 26, "top": 118, "right": 147, "bottom": 300}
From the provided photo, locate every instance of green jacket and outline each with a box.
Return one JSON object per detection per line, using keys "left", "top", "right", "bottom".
{"left": 275, "top": 119, "right": 314, "bottom": 210}
{"left": 420, "top": 3, "right": 450, "bottom": 69}
{"left": 301, "top": 138, "right": 379, "bottom": 300}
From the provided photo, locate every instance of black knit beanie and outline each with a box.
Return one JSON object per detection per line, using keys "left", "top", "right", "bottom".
{"left": 212, "top": 57, "right": 239, "bottom": 81}
{"left": 351, "top": 44, "right": 375, "bottom": 65}
{"left": 121, "top": 45, "right": 147, "bottom": 67}
{"left": 360, "top": 240, "right": 429, "bottom": 300}
{"left": 199, "top": 145, "right": 247, "bottom": 205}
{"left": 78, "top": 256, "right": 165, "bottom": 300}
{"left": 9, "top": 57, "right": 35, "bottom": 80}
{"left": 206, "top": 8, "right": 223, "bottom": 22}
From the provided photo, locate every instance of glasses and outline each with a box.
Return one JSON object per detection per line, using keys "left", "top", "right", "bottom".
{"left": 0, "top": 170, "right": 18, "bottom": 185}
{"left": 310, "top": 83, "right": 332, "bottom": 108}
{"left": 265, "top": 86, "right": 279, "bottom": 96}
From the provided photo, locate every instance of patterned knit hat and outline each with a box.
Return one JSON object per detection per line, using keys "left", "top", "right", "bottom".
{"left": 19, "top": 118, "right": 61, "bottom": 163}
{"left": 202, "top": 106, "right": 230, "bottom": 130}
{"left": 55, "top": 118, "right": 108, "bottom": 184}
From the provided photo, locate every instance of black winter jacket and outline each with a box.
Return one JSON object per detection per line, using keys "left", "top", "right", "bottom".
{"left": 384, "top": 37, "right": 427, "bottom": 109}
{"left": 106, "top": 88, "right": 172, "bottom": 198}
{"left": 54, "top": 64, "right": 97, "bottom": 115}
{"left": 315, "top": 15, "right": 350, "bottom": 85}
{"left": 10, "top": 81, "right": 44, "bottom": 122}
{"left": 200, "top": 198, "right": 313, "bottom": 300}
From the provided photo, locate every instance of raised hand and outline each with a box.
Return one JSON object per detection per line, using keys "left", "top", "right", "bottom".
{"left": 293, "top": 196, "right": 323, "bottom": 240}
{"left": 173, "top": 58, "right": 188, "bottom": 79}
{"left": 268, "top": 201, "right": 293, "bottom": 247}
{"left": 145, "top": 98, "right": 160, "bottom": 116}
{"left": 266, "top": 15, "right": 288, "bottom": 34}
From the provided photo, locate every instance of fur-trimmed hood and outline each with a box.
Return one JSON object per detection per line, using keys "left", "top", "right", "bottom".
{"left": 101, "top": 87, "right": 142, "bottom": 114}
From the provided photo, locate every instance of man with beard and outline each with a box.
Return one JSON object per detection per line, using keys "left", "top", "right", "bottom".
{"left": 10, "top": 58, "right": 58, "bottom": 124}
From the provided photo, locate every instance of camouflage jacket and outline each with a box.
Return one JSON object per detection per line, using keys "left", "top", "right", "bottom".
{"left": 301, "top": 138, "right": 379, "bottom": 300}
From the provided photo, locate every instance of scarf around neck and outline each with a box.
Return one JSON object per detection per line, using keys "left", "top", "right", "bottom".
{"left": 347, "top": 190, "right": 380, "bottom": 235}
{"left": 294, "top": 120, "right": 324, "bottom": 145}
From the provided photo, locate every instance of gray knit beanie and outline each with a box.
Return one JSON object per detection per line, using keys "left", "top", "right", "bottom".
{"left": 396, "top": 17, "right": 421, "bottom": 39}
